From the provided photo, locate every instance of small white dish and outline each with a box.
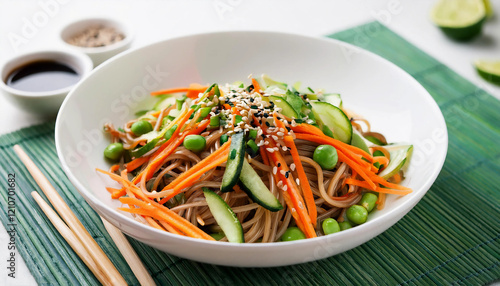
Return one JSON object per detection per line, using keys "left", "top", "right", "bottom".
{"left": 60, "top": 18, "right": 133, "bottom": 66}
{"left": 0, "top": 49, "right": 93, "bottom": 117}
{"left": 55, "top": 31, "right": 448, "bottom": 267}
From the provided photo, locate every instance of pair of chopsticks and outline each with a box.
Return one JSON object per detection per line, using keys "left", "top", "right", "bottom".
{"left": 13, "top": 145, "right": 156, "bottom": 286}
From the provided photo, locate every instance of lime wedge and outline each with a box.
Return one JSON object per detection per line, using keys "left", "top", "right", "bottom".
{"left": 475, "top": 60, "right": 500, "bottom": 85}
{"left": 431, "top": 0, "right": 486, "bottom": 41}
{"left": 483, "top": 0, "right": 494, "bottom": 18}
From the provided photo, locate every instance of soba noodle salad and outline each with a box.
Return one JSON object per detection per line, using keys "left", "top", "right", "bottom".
{"left": 98, "top": 75, "right": 413, "bottom": 243}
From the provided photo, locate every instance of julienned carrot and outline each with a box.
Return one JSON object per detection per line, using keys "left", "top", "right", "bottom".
{"left": 143, "top": 108, "right": 195, "bottom": 179}
{"left": 290, "top": 123, "right": 325, "bottom": 137}
{"left": 186, "top": 83, "right": 209, "bottom": 99}
{"left": 126, "top": 156, "right": 150, "bottom": 172}
{"left": 264, "top": 140, "right": 316, "bottom": 238}
{"left": 294, "top": 132, "right": 402, "bottom": 191}
{"left": 97, "top": 168, "right": 212, "bottom": 239}
{"left": 373, "top": 156, "right": 389, "bottom": 169}
{"left": 293, "top": 128, "right": 374, "bottom": 162}
{"left": 272, "top": 113, "right": 318, "bottom": 226}
{"left": 259, "top": 147, "right": 306, "bottom": 233}
{"left": 251, "top": 78, "right": 262, "bottom": 93}
{"left": 119, "top": 197, "right": 214, "bottom": 240}
{"left": 283, "top": 136, "right": 317, "bottom": 226}
{"left": 109, "top": 164, "right": 120, "bottom": 173}
{"left": 150, "top": 83, "right": 208, "bottom": 98}
{"left": 344, "top": 178, "right": 411, "bottom": 195}
{"left": 151, "top": 87, "right": 189, "bottom": 96}
{"left": 157, "top": 141, "right": 231, "bottom": 204}
{"left": 391, "top": 173, "right": 402, "bottom": 184}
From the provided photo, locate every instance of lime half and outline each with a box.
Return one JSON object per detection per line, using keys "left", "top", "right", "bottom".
{"left": 431, "top": 0, "right": 486, "bottom": 41}
{"left": 475, "top": 60, "right": 500, "bottom": 85}
{"left": 483, "top": 0, "right": 494, "bottom": 18}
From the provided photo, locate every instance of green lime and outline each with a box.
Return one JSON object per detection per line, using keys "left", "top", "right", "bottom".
{"left": 431, "top": 0, "right": 486, "bottom": 41}
{"left": 475, "top": 60, "right": 500, "bottom": 85}
{"left": 483, "top": 0, "right": 494, "bottom": 18}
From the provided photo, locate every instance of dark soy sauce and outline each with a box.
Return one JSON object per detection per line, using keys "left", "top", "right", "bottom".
{"left": 6, "top": 61, "right": 81, "bottom": 93}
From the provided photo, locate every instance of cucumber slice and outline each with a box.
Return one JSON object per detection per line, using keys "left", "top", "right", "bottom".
{"left": 221, "top": 132, "right": 245, "bottom": 192}
{"left": 203, "top": 188, "right": 244, "bottom": 243}
{"left": 239, "top": 159, "right": 283, "bottom": 212}
{"left": 261, "top": 74, "right": 288, "bottom": 90}
{"left": 153, "top": 96, "right": 176, "bottom": 111}
{"left": 130, "top": 138, "right": 160, "bottom": 158}
{"left": 269, "top": 95, "right": 299, "bottom": 119}
{"left": 351, "top": 132, "right": 371, "bottom": 155}
{"left": 379, "top": 144, "right": 413, "bottom": 179}
{"left": 310, "top": 101, "right": 353, "bottom": 144}
{"left": 285, "top": 90, "right": 304, "bottom": 116}
{"left": 323, "top": 93, "right": 342, "bottom": 108}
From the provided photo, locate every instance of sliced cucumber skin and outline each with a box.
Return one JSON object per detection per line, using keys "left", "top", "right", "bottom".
{"left": 310, "top": 101, "right": 353, "bottom": 144}
{"left": 239, "top": 160, "right": 283, "bottom": 212}
{"left": 221, "top": 132, "right": 245, "bottom": 192}
{"left": 269, "top": 95, "right": 299, "bottom": 119}
{"left": 323, "top": 93, "right": 342, "bottom": 108}
{"left": 203, "top": 189, "right": 244, "bottom": 243}
{"left": 379, "top": 145, "right": 413, "bottom": 179}
{"left": 351, "top": 132, "right": 371, "bottom": 155}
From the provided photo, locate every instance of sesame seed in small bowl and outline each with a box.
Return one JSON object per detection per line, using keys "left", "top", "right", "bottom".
{"left": 60, "top": 18, "right": 133, "bottom": 66}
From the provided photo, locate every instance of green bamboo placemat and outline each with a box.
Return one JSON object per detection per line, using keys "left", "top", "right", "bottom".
{"left": 1, "top": 21, "right": 499, "bottom": 285}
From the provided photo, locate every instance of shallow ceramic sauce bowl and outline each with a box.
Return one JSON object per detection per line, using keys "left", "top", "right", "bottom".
{"left": 55, "top": 31, "right": 447, "bottom": 267}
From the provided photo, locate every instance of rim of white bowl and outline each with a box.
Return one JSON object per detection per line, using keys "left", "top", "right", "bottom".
{"left": 55, "top": 30, "right": 448, "bottom": 250}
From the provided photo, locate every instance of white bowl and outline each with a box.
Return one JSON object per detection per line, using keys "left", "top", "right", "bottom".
{"left": 60, "top": 18, "right": 133, "bottom": 66}
{"left": 55, "top": 31, "right": 447, "bottom": 267}
{"left": 0, "top": 49, "right": 93, "bottom": 116}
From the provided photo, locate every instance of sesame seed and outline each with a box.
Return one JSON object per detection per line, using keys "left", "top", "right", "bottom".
{"left": 277, "top": 181, "right": 283, "bottom": 188}
{"left": 264, "top": 141, "right": 269, "bottom": 145}
{"left": 272, "top": 135, "right": 279, "bottom": 141}
{"left": 282, "top": 146, "right": 288, "bottom": 151}
{"left": 277, "top": 132, "right": 284, "bottom": 137}
{"left": 274, "top": 147, "right": 279, "bottom": 152}
{"left": 266, "top": 148, "right": 275, "bottom": 153}
{"left": 296, "top": 178, "right": 300, "bottom": 185}
{"left": 290, "top": 163, "right": 296, "bottom": 171}
{"left": 273, "top": 166, "right": 277, "bottom": 175}
{"left": 283, "top": 185, "right": 288, "bottom": 192}
{"left": 280, "top": 170, "right": 286, "bottom": 176}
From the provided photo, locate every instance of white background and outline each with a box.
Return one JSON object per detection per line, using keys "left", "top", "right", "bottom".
{"left": 1, "top": 0, "right": 499, "bottom": 285}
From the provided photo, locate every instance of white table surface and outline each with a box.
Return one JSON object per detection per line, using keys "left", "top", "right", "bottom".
{"left": 1, "top": 1, "right": 499, "bottom": 285}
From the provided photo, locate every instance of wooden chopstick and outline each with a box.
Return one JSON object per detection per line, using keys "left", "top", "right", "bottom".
{"left": 13, "top": 145, "right": 127, "bottom": 285}
{"left": 31, "top": 191, "right": 112, "bottom": 286}
{"left": 101, "top": 218, "right": 156, "bottom": 286}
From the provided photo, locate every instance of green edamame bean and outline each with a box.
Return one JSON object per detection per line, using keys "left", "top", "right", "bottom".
{"left": 359, "top": 193, "right": 378, "bottom": 212}
{"left": 281, "top": 227, "right": 306, "bottom": 241}
{"left": 104, "top": 143, "right": 124, "bottom": 161}
{"left": 346, "top": 205, "right": 368, "bottom": 225}
{"left": 322, "top": 218, "right": 340, "bottom": 235}
{"left": 313, "top": 145, "right": 338, "bottom": 170}
{"left": 339, "top": 221, "right": 352, "bottom": 231}
{"left": 164, "top": 124, "right": 178, "bottom": 141}
{"left": 131, "top": 120, "right": 153, "bottom": 136}
{"left": 183, "top": 135, "right": 206, "bottom": 152}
